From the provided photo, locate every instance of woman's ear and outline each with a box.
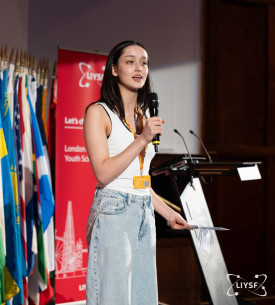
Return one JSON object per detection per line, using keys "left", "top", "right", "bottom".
{"left": 112, "top": 65, "right": 118, "bottom": 77}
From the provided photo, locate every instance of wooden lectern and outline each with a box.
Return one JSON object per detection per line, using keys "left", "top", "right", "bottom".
{"left": 151, "top": 156, "right": 261, "bottom": 305}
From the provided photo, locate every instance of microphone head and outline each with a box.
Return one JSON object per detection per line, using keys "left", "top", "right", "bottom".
{"left": 149, "top": 92, "right": 158, "bottom": 101}
{"left": 148, "top": 92, "right": 159, "bottom": 117}
{"left": 174, "top": 129, "right": 178, "bottom": 134}
{"left": 189, "top": 130, "right": 194, "bottom": 134}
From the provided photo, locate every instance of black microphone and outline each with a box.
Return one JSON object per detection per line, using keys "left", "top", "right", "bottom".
{"left": 149, "top": 92, "right": 160, "bottom": 152}
{"left": 174, "top": 129, "right": 195, "bottom": 189}
{"left": 174, "top": 129, "right": 194, "bottom": 163}
{"left": 189, "top": 130, "right": 212, "bottom": 163}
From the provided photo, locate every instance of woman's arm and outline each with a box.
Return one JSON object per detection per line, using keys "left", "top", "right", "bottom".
{"left": 150, "top": 188, "right": 190, "bottom": 230}
{"left": 83, "top": 104, "right": 163, "bottom": 187}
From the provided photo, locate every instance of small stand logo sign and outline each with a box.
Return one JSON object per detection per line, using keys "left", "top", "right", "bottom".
{"left": 227, "top": 274, "right": 267, "bottom": 297}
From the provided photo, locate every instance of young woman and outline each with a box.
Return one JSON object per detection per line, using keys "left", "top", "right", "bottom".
{"left": 84, "top": 40, "right": 189, "bottom": 305}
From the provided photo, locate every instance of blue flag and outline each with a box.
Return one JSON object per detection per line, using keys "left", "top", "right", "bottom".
{"left": 0, "top": 72, "right": 20, "bottom": 302}
{"left": 28, "top": 94, "right": 54, "bottom": 232}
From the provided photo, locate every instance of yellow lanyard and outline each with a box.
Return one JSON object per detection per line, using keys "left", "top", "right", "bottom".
{"left": 125, "top": 108, "right": 147, "bottom": 176}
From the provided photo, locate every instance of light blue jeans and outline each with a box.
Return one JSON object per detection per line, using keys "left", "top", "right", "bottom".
{"left": 86, "top": 188, "right": 158, "bottom": 305}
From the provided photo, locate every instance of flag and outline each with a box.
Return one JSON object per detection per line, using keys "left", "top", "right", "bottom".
{"left": 47, "top": 73, "right": 57, "bottom": 194}
{"left": 28, "top": 74, "right": 37, "bottom": 112}
{"left": 1, "top": 67, "right": 22, "bottom": 301}
{"left": 18, "top": 73, "right": 37, "bottom": 305}
{"left": 7, "top": 62, "right": 15, "bottom": 126}
{"left": 14, "top": 73, "right": 30, "bottom": 305}
{"left": 35, "top": 79, "right": 55, "bottom": 275}
{"left": 13, "top": 74, "right": 26, "bottom": 264}
{"left": 28, "top": 143, "right": 45, "bottom": 305}
{"left": 28, "top": 94, "right": 54, "bottom": 304}
{"left": 2, "top": 66, "right": 25, "bottom": 305}
{"left": 34, "top": 79, "right": 55, "bottom": 303}
{"left": 46, "top": 73, "right": 57, "bottom": 279}
{"left": 1, "top": 70, "right": 20, "bottom": 210}
{"left": 0, "top": 136, "right": 6, "bottom": 304}
{"left": 0, "top": 89, "right": 20, "bottom": 302}
{"left": 35, "top": 85, "right": 46, "bottom": 146}
{"left": 19, "top": 74, "right": 35, "bottom": 276}
{"left": 41, "top": 83, "right": 47, "bottom": 140}
{"left": 29, "top": 87, "right": 54, "bottom": 232}
{"left": 0, "top": 230, "right": 5, "bottom": 304}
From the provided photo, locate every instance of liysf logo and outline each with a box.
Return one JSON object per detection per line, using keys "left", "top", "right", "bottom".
{"left": 79, "top": 62, "right": 105, "bottom": 88}
{"left": 227, "top": 274, "right": 267, "bottom": 297}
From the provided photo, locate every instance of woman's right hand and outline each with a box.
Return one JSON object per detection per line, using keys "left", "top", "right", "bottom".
{"left": 141, "top": 116, "right": 165, "bottom": 144}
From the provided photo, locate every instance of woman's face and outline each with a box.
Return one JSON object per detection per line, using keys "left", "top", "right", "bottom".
{"left": 112, "top": 45, "right": 149, "bottom": 93}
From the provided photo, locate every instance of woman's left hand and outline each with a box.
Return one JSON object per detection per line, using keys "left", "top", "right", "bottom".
{"left": 168, "top": 210, "right": 191, "bottom": 230}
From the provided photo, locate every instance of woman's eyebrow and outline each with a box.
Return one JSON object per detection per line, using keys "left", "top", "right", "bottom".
{"left": 123, "top": 55, "right": 148, "bottom": 59}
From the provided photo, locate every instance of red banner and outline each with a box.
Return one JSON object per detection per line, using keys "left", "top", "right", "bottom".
{"left": 55, "top": 49, "right": 107, "bottom": 303}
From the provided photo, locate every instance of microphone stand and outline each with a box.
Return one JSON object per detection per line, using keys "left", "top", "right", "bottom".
{"left": 189, "top": 130, "right": 213, "bottom": 185}
{"left": 174, "top": 129, "right": 195, "bottom": 190}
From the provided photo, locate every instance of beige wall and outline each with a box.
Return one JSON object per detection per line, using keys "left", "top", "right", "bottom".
{"left": 1, "top": 0, "right": 202, "bottom": 154}
{"left": 0, "top": 0, "right": 28, "bottom": 51}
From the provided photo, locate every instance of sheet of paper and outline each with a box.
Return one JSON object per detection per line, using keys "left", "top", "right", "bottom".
{"left": 237, "top": 164, "right": 261, "bottom": 181}
{"left": 187, "top": 225, "right": 229, "bottom": 231}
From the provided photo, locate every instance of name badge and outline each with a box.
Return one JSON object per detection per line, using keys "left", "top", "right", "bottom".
{"left": 133, "top": 175, "right": 151, "bottom": 189}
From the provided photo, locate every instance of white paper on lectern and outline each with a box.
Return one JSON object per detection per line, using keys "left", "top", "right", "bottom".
{"left": 187, "top": 225, "right": 229, "bottom": 231}
{"left": 188, "top": 221, "right": 229, "bottom": 251}
{"left": 237, "top": 164, "right": 261, "bottom": 181}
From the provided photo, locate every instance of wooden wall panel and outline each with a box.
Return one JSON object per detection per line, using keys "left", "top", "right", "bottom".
{"left": 203, "top": 0, "right": 275, "bottom": 298}
{"left": 268, "top": 6, "right": 275, "bottom": 145}
{"left": 155, "top": 0, "right": 275, "bottom": 302}
{"left": 156, "top": 238, "right": 201, "bottom": 305}
{"left": 202, "top": 156, "right": 266, "bottom": 276}
{"left": 204, "top": 0, "right": 267, "bottom": 147}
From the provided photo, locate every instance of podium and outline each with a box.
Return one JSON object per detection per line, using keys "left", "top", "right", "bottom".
{"left": 150, "top": 156, "right": 261, "bottom": 305}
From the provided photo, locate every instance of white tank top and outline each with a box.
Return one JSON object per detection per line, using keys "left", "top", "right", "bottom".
{"left": 98, "top": 102, "right": 155, "bottom": 196}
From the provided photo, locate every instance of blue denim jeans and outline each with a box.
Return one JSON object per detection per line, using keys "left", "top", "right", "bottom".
{"left": 86, "top": 188, "right": 158, "bottom": 305}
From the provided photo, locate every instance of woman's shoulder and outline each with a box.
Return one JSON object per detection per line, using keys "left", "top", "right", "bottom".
{"left": 87, "top": 99, "right": 115, "bottom": 113}
{"left": 84, "top": 100, "right": 108, "bottom": 120}
{"left": 85, "top": 99, "right": 104, "bottom": 112}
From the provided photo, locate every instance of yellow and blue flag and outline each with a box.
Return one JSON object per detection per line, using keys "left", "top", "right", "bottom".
{"left": 0, "top": 130, "right": 6, "bottom": 305}
{"left": 0, "top": 88, "right": 20, "bottom": 302}
{"left": 1, "top": 68, "right": 24, "bottom": 305}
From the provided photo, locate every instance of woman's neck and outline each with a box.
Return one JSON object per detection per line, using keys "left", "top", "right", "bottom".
{"left": 119, "top": 86, "right": 138, "bottom": 114}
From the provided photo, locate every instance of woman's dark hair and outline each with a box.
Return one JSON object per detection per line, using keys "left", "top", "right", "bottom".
{"left": 100, "top": 40, "right": 152, "bottom": 120}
